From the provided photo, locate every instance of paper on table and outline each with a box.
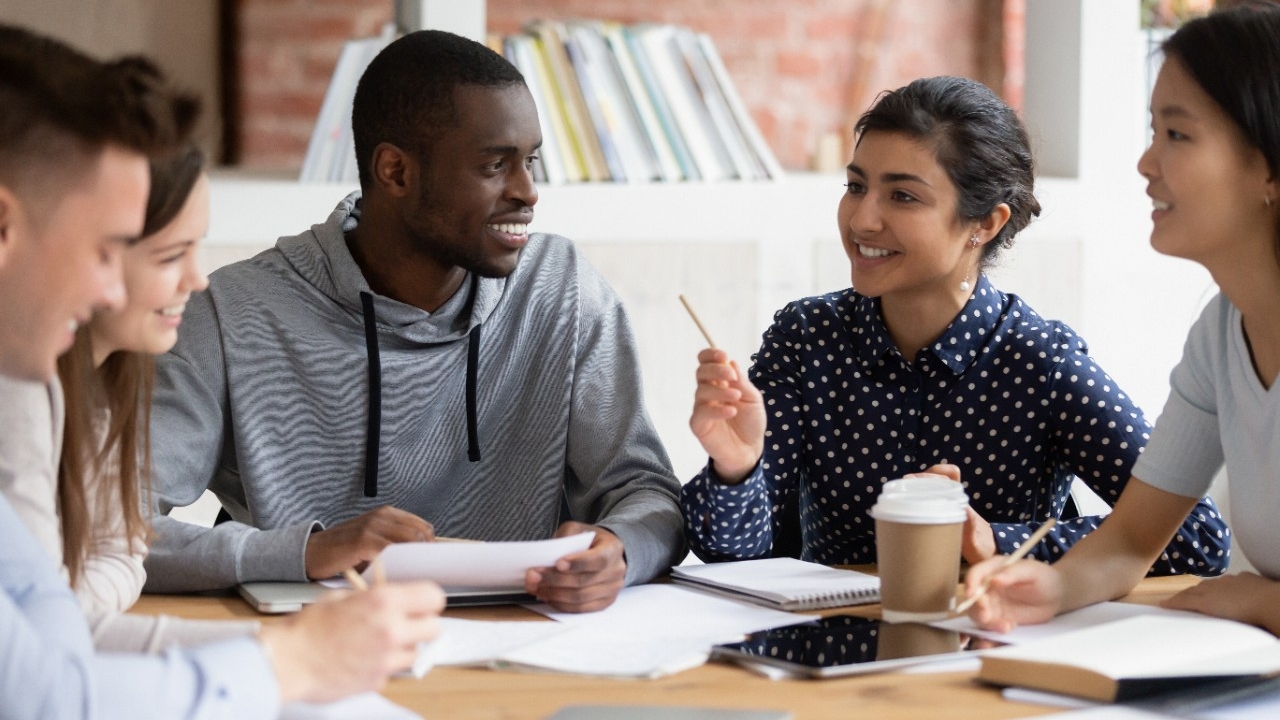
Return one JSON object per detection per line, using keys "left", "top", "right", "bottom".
{"left": 363, "top": 531, "right": 595, "bottom": 588}
{"left": 280, "top": 693, "right": 421, "bottom": 720}
{"left": 931, "top": 601, "right": 1202, "bottom": 645}
{"left": 528, "top": 584, "right": 813, "bottom": 640}
{"left": 430, "top": 617, "right": 572, "bottom": 667}
{"left": 433, "top": 585, "right": 814, "bottom": 679}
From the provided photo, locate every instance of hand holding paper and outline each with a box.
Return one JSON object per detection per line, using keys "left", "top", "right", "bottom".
{"left": 526, "top": 522, "right": 625, "bottom": 613}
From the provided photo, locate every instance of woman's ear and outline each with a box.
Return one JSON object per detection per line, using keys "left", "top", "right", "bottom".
{"left": 978, "top": 202, "right": 1012, "bottom": 244}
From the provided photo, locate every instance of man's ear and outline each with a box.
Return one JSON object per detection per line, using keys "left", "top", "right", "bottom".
{"left": 369, "top": 143, "right": 416, "bottom": 199}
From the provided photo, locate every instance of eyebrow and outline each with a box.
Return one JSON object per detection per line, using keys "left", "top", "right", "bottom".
{"left": 846, "top": 163, "right": 932, "bottom": 186}
{"left": 1156, "top": 105, "right": 1196, "bottom": 121}
{"left": 480, "top": 139, "right": 544, "bottom": 155}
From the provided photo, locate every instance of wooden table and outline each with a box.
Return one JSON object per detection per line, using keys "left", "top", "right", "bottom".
{"left": 131, "top": 574, "right": 1199, "bottom": 720}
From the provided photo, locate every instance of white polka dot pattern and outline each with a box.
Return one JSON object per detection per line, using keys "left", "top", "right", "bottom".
{"left": 681, "top": 277, "right": 1230, "bottom": 577}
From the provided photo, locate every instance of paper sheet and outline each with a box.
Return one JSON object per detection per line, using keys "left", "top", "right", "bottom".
{"left": 931, "top": 601, "right": 1202, "bottom": 645}
{"left": 424, "top": 584, "right": 813, "bottom": 679}
{"left": 360, "top": 532, "right": 595, "bottom": 587}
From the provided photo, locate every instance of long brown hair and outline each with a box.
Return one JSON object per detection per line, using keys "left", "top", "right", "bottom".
{"left": 56, "top": 143, "right": 205, "bottom": 586}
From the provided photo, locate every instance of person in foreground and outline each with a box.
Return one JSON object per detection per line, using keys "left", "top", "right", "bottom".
{"left": 1, "top": 143, "right": 263, "bottom": 651}
{"left": 682, "top": 75, "right": 1228, "bottom": 575}
{"left": 967, "top": 5, "right": 1280, "bottom": 635}
{"left": 0, "top": 24, "right": 442, "bottom": 719}
{"left": 143, "top": 29, "right": 684, "bottom": 612}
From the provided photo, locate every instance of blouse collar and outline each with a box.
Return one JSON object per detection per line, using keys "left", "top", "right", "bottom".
{"left": 853, "top": 274, "right": 1006, "bottom": 375}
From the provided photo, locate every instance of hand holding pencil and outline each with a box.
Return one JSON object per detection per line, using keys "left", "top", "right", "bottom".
{"left": 958, "top": 519, "right": 1068, "bottom": 633}
{"left": 680, "top": 295, "right": 766, "bottom": 484}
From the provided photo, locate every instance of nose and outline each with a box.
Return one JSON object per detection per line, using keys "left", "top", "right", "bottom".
{"left": 509, "top": 160, "right": 539, "bottom": 208}
{"left": 845, "top": 191, "right": 881, "bottom": 235}
{"left": 181, "top": 249, "right": 208, "bottom": 293}
{"left": 97, "top": 251, "right": 126, "bottom": 313}
{"left": 1136, "top": 141, "right": 1156, "bottom": 181}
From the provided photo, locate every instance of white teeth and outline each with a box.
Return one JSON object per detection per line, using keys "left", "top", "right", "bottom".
{"left": 858, "top": 244, "right": 892, "bottom": 259}
{"left": 488, "top": 223, "right": 528, "bottom": 236}
{"left": 1152, "top": 200, "right": 1171, "bottom": 211}
{"left": 160, "top": 303, "right": 185, "bottom": 317}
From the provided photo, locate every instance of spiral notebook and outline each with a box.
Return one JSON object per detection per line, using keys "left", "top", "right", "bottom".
{"left": 670, "top": 557, "right": 880, "bottom": 611}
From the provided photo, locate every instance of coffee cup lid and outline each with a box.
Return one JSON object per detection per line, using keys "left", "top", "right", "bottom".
{"left": 869, "top": 476, "right": 968, "bottom": 524}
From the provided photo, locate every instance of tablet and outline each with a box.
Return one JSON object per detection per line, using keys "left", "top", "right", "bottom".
{"left": 710, "top": 614, "right": 999, "bottom": 679}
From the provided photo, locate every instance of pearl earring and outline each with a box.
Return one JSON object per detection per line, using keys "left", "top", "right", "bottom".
{"left": 960, "top": 233, "right": 979, "bottom": 293}
{"left": 1268, "top": 196, "right": 1274, "bottom": 209}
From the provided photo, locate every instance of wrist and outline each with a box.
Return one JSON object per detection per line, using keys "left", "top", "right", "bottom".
{"left": 710, "top": 455, "right": 758, "bottom": 485}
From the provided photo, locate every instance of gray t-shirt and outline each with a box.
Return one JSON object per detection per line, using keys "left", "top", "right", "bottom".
{"left": 1134, "top": 294, "right": 1279, "bottom": 577}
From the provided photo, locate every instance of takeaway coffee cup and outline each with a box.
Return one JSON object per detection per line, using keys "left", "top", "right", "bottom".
{"left": 869, "top": 476, "right": 968, "bottom": 623}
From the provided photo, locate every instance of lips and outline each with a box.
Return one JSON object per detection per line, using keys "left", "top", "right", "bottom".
{"left": 857, "top": 243, "right": 896, "bottom": 259}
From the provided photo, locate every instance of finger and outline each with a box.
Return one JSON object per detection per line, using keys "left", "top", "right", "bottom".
{"left": 537, "top": 581, "right": 621, "bottom": 613}
{"left": 697, "top": 348, "right": 730, "bottom": 365}
{"left": 695, "top": 363, "right": 739, "bottom": 386}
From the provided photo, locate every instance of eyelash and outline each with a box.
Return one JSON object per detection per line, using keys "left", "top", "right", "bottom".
{"left": 843, "top": 182, "right": 917, "bottom": 204}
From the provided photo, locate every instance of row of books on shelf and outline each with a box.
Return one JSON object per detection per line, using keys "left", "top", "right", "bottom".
{"left": 300, "top": 20, "right": 783, "bottom": 184}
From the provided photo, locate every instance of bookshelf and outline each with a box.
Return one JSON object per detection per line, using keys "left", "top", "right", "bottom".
{"left": 202, "top": 1, "right": 1234, "bottom": 541}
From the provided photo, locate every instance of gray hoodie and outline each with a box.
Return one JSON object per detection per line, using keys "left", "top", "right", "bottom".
{"left": 143, "top": 192, "right": 686, "bottom": 591}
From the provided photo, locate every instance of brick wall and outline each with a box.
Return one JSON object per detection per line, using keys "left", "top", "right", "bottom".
{"left": 235, "top": 0, "right": 1023, "bottom": 172}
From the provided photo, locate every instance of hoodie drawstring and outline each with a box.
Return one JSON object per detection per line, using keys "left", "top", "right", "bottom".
{"left": 466, "top": 325, "right": 481, "bottom": 462}
{"left": 359, "top": 291, "right": 483, "bottom": 498}
{"left": 360, "top": 291, "right": 381, "bottom": 498}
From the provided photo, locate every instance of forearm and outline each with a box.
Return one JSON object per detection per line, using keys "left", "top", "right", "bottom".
{"left": 1053, "top": 479, "right": 1200, "bottom": 613}
{"left": 143, "top": 515, "right": 317, "bottom": 592}
{"left": 681, "top": 462, "right": 774, "bottom": 562}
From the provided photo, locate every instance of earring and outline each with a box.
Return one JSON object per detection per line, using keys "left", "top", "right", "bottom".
{"left": 960, "top": 275, "right": 972, "bottom": 293}
{"left": 969, "top": 232, "right": 980, "bottom": 248}
{"left": 1267, "top": 196, "right": 1273, "bottom": 209}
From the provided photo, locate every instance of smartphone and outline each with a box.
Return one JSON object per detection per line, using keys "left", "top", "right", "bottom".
{"left": 711, "top": 614, "right": 1001, "bottom": 679}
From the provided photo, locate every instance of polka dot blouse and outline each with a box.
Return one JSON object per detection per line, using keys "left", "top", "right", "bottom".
{"left": 681, "top": 276, "right": 1230, "bottom": 576}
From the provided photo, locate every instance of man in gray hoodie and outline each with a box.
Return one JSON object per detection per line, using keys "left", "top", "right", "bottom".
{"left": 144, "top": 29, "right": 686, "bottom": 612}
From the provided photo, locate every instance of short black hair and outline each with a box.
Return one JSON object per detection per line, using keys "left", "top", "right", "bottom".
{"left": 351, "top": 29, "right": 525, "bottom": 188}
{"left": 854, "top": 76, "right": 1040, "bottom": 268}
{"left": 0, "top": 24, "right": 198, "bottom": 202}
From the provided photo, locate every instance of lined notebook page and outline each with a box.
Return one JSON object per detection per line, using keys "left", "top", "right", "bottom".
{"left": 671, "top": 558, "right": 880, "bottom": 611}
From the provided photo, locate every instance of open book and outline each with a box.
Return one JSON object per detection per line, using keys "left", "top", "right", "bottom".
{"left": 670, "top": 557, "right": 880, "bottom": 611}
{"left": 976, "top": 614, "right": 1280, "bottom": 702}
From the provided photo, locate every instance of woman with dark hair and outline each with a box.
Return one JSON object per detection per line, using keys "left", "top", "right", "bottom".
{"left": 968, "top": 5, "right": 1280, "bottom": 635}
{"left": 682, "top": 76, "right": 1228, "bottom": 575}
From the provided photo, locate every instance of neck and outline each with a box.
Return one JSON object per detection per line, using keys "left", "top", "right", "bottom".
{"left": 345, "top": 214, "right": 466, "bottom": 314}
{"left": 879, "top": 281, "right": 972, "bottom": 363}
{"left": 1210, "top": 245, "right": 1280, "bottom": 389}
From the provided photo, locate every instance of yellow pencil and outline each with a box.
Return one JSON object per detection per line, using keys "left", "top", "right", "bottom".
{"left": 953, "top": 518, "right": 1057, "bottom": 614}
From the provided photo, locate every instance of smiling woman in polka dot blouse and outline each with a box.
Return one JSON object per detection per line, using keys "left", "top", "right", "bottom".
{"left": 682, "top": 76, "right": 1229, "bottom": 577}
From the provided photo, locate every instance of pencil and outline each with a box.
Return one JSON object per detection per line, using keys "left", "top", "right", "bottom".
{"left": 341, "top": 556, "right": 385, "bottom": 591}
{"left": 678, "top": 294, "right": 717, "bottom": 349}
{"left": 342, "top": 567, "right": 368, "bottom": 591}
{"left": 952, "top": 518, "right": 1057, "bottom": 615}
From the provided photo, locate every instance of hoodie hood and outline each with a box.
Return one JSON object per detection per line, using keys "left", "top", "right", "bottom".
{"left": 275, "top": 190, "right": 507, "bottom": 345}
{"left": 276, "top": 191, "right": 495, "bottom": 493}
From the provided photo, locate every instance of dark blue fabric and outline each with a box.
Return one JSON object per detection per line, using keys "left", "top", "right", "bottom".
{"left": 682, "top": 275, "right": 1229, "bottom": 576}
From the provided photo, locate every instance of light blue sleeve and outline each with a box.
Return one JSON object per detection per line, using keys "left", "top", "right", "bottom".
{"left": 1, "top": 495, "right": 95, "bottom": 719}
{"left": 2, "top": 495, "right": 281, "bottom": 720}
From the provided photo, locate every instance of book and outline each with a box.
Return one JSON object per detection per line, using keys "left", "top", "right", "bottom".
{"left": 528, "top": 21, "right": 611, "bottom": 181}
{"left": 669, "top": 557, "right": 881, "bottom": 611}
{"left": 695, "top": 32, "right": 784, "bottom": 181}
{"left": 299, "top": 26, "right": 393, "bottom": 183}
{"left": 976, "top": 614, "right": 1280, "bottom": 703}
{"left": 602, "top": 22, "right": 684, "bottom": 182}
{"left": 620, "top": 25, "right": 700, "bottom": 181}
{"left": 673, "top": 27, "right": 761, "bottom": 181}
{"left": 504, "top": 35, "right": 568, "bottom": 185}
